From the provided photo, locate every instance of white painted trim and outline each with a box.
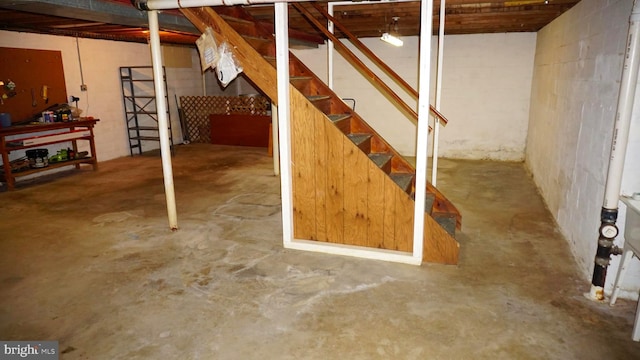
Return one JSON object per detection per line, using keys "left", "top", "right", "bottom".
{"left": 271, "top": 104, "right": 280, "bottom": 176}
{"left": 275, "top": 3, "right": 294, "bottom": 246}
{"left": 412, "top": 0, "right": 434, "bottom": 264}
{"left": 431, "top": 0, "right": 445, "bottom": 186}
{"left": 327, "top": 5, "right": 335, "bottom": 90}
{"left": 285, "top": 239, "right": 422, "bottom": 265}
{"left": 148, "top": 10, "right": 178, "bottom": 230}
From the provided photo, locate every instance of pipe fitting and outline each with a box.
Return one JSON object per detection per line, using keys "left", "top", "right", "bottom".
{"left": 601, "top": 208, "right": 618, "bottom": 224}
{"left": 131, "top": 0, "right": 149, "bottom": 10}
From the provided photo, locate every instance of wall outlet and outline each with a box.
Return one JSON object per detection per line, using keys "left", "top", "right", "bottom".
{"left": 80, "top": 84, "right": 88, "bottom": 91}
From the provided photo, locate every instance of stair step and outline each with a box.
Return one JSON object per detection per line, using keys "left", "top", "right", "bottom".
{"left": 368, "top": 153, "right": 392, "bottom": 173}
{"left": 347, "top": 133, "right": 371, "bottom": 146}
{"left": 347, "top": 133, "right": 372, "bottom": 152}
{"left": 390, "top": 173, "right": 414, "bottom": 193}
{"left": 290, "top": 76, "right": 313, "bottom": 81}
{"left": 328, "top": 114, "right": 351, "bottom": 123}
{"left": 433, "top": 214, "right": 457, "bottom": 237}
{"left": 290, "top": 76, "right": 312, "bottom": 94}
{"left": 327, "top": 114, "right": 351, "bottom": 134}
{"left": 307, "top": 95, "right": 331, "bottom": 102}
{"left": 425, "top": 192, "right": 435, "bottom": 213}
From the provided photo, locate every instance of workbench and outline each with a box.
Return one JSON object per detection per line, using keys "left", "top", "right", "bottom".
{"left": 0, "top": 118, "right": 99, "bottom": 190}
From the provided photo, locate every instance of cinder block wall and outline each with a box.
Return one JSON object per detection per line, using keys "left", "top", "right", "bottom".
{"left": 526, "top": 0, "right": 640, "bottom": 298}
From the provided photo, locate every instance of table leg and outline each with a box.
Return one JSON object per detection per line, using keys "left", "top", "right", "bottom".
{"left": 88, "top": 125, "right": 98, "bottom": 170}
{"left": 1, "top": 137, "right": 14, "bottom": 190}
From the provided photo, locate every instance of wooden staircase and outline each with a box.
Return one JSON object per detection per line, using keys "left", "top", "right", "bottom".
{"left": 181, "top": 6, "right": 461, "bottom": 264}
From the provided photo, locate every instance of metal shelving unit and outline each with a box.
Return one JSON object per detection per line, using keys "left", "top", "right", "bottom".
{"left": 120, "top": 66, "right": 173, "bottom": 156}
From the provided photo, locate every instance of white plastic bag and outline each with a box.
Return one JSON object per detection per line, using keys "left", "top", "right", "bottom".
{"left": 216, "top": 42, "right": 243, "bottom": 88}
{"left": 195, "top": 27, "right": 219, "bottom": 71}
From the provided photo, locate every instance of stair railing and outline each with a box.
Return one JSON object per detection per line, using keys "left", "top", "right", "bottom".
{"left": 294, "top": 3, "right": 449, "bottom": 126}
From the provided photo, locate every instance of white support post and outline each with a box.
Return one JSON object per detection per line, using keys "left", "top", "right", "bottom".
{"left": 275, "top": 3, "right": 294, "bottom": 246}
{"left": 327, "top": 3, "right": 335, "bottom": 89}
{"left": 412, "top": 0, "right": 434, "bottom": 264}
{"left": 431, "top": 0, "right": 445, "bottom": 186}
{"left": 271, "top": 104, "right": 280, "bottom": 176}
{"left": 148, "top": 10, "right": 178, "bottom": 230}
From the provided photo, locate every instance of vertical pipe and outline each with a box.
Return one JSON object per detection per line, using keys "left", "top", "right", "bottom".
{"left": 431, "top": 0, "right": 445, "bottom": 186}
{"left": 275, "top": 3, "right": 294, "bottom": 245}
{"left": 148, "top": 10, "right": 178, "bottom": 230}
{"left": 413, "top": 0, "right": 434, "bottom": 263}
{"left": 590, "top": 0, "right": 640, "bottom": 301}
{"left": 272, "top": 104, "right": 280, "bottom": 176}
{"left": 327, "top": 3, "right": 335, "bottom": 89}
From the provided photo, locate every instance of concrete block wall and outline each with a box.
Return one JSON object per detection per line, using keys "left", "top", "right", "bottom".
{"left": 526, "top": 0, "right": 640, "bottom": 298}
{"left": 0, "top": 31, "right": 204, "bottom": 162}
{"left": 292, "top": 33, "right": 536, "bottom": 160}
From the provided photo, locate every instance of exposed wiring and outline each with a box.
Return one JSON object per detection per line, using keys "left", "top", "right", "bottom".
{"left": 75, "top": 37, "right": 89, "bottom": 115}
{"left": 76, "top": 37, "right": 85, "bottom": 86}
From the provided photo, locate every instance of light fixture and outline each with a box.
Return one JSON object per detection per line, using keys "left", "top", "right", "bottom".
{"left": 380, "top": 16, "right": 403, "bottom": 47}
{"left": 380, "top": 33, "right": 404, "bottom": 47}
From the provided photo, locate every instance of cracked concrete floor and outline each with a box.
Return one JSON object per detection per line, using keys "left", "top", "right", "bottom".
{"left": 1, "top": 144, "right": 639, "bottom": 359}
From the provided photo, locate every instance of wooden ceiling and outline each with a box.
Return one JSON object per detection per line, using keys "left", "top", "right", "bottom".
{"left": 0, "top": 0, "right": 581, "bottom": 46}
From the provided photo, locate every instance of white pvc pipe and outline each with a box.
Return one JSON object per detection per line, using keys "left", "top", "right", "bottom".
{"left": 271, "top": 103, "right": 280, "bottom": 175}
{"left": 148, "top": 10, "right": 179, "bottom": 230}
{"left": 275, "top": 3, "right": 294, "bottom": 246}
{"left": 603, "top": 2, "right": 640, "bottom": 210}
{"left": 589, "top": 0, "right": 640, "bottom": 301}
{"left": 140, "top": 0, "right": 308, "bottom": 10}
{"left": 431, "top": 0, "right": 445, "bottom": 186}
{"left": 412, "top": 0, "right": 434, "bottom": 264}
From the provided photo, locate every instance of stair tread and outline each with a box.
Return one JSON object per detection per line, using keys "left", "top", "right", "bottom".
{"left": 368, "top": 153, "right": 392, "bottom": 168}
{"left": 307, "top": 95, "right": 331, "bottom": 101}
{"left": 390, "top": 173, "right": 413, "bottom": 192}
{"left": 347, "top": 133, "right": 372, "bottom": 145}
{"left": 290, "top": 76, "right": 313, "bottom": 81}
{"left": 328, "top": 114, "right": 351, "bottom": 122}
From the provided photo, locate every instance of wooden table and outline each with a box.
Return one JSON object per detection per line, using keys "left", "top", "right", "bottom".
{"left": 0, "top": 118, "right": 99, "bottom": 190}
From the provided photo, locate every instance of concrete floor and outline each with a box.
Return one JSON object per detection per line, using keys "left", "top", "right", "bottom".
{"left": 1, "top": 144, "right": 639, "bottom": 359}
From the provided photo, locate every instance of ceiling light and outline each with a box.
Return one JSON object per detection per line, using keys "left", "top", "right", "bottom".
{"left": 380, "top": 33, "right": 403, "bottom": 47}
{"left": 380, "top": 16, "right": 403, "bottom": 47}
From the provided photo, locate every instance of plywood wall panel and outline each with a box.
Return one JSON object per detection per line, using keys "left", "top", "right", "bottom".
{"left": 324, "top": 115, "right": 345, "bottom": 244}
{"left": 394, "top": 190, "right": 414, "bottom": 252}
{"left": 313, "top": 108, "right": 328, "bottom": 242}
{"left": 382, "top": 176, "right": 397, "bottom": 250}
{"left": 366, "top": 160, "right": 386, "bottom": 249}
{"left": 0, "top": 47, "right": 68, "bottom": 123}
{"left": 423, "top": 214, "right": 459, "bottom": 265}
{"left": 342, "top": 137, "right": 369, "bottom": 247}
{"left": 291, "top": 93, "right": 316, "bottom": 240}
